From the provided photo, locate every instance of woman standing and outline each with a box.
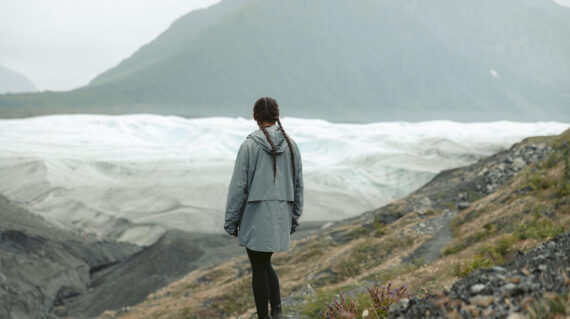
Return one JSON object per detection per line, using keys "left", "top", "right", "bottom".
{"left": 224, "top": 97, "right": 304, "bottom": 319}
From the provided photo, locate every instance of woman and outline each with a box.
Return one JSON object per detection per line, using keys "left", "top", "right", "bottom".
{"left": 224, "top": 96, "right": 304, "bottom": 319}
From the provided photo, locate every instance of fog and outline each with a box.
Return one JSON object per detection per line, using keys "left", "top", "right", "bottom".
{"left": 0, "top": 0, "right": 220, "bottom": 90}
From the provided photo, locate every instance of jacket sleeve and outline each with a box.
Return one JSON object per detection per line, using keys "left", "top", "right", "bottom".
{"left": 224, "top": 140, "right": 250, "bottom": 236}
{"left": 291, "top": 142, "right": 304, "bottom": 234}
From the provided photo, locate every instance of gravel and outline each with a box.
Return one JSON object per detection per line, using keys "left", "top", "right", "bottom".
{"left": 390, "top": 231, "right": 570, "bottom": 318}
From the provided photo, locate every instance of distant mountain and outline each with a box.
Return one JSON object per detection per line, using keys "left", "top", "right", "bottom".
{"left": 1, "top": 0, "right": 569, "bottom": 121}
{"left": 0, "top": 65, "right": 37, "bottom": 94}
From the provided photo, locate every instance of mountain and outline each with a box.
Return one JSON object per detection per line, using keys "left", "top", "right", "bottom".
{"left": 95, "top": 128, "right": 569, "bottom": 318}
{"left": 0, "top": 65, "right": 37, "bottom": 94}
{"left": 1, "top": 0, "right": 569, "bottom": 121}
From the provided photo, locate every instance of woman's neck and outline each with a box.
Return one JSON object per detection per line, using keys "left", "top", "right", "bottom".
{"left": 260, "top": 121, "right": 276, "bottom": 128}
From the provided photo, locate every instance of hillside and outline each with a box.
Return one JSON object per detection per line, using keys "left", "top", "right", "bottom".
{"left": 392, "top": 231, "right": 570, "bottom": 317}
{"left": 94, "top": 130, "right": 569, "bottom": 318}
{"left": 1, "top": 0, "right": 570, "bottom": 121}
{"left": 0, "top": 65, "right": 37, "bottom": 94}
{"left": 0, "top": 195, "right": 141, "bottom": 318}
{"left": 0, "top": 190, "right": 326, "bottom": 318}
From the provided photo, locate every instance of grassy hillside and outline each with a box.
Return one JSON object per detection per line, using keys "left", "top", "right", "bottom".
{"left": 95, "top": 129, "right": 569, "bottom": 318}
{"left": 1, "top": 0, "right": 570, "bottom": 122}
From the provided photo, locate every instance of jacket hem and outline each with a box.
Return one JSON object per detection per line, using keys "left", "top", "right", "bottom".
{"left": 238, "top": 241, "right": 290, "bottom": 253}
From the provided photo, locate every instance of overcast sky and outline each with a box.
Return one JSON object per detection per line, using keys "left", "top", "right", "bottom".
{"left": 0, "top": 0, "right": 220, "bottom": 91}
{"left": 1, "top": 0, "right": 569, "bottom": 91}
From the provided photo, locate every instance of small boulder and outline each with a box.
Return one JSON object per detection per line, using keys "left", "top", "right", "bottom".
{"left": 470, "top": 284, "right": 486, "bottom": 294}
{"left": 513, "top": 157, "right": 526, "bottom": 169}
{"left": 469, "top": 295, "right": 493, "bottom": 307}
{"left": 457, "top": 201, "right": 471, "bottom": 210}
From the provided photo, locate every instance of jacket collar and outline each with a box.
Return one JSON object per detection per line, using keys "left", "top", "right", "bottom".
{"left": 248, "top": 125, "right": 288, "bottom": 154}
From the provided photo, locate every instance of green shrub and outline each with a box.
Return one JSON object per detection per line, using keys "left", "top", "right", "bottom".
{"left": 444, "top": 223, "right": 496, "bottom": 256}
{"left": 525, "top": 292, "right": 569, "bottom": 319}
{"left": 453, "top": 254, "right": 493, "bottom": 277}
{"left": 443, "top": 242, "right": 467, "bottom": 256}
{"left": 514, "top": 212, "right": 566, "bottom": 240}
{"left": 337, "top": 257, "right": 362, "bottom": 279}
{"left": 210, "top": 277, "right": 253, "bottom": 315}
{"left": 372, "top": 219, "right": 387, "bottom": 237}
{"left": 479, "top": 234, "right": 517, "bottom": 264}
{"left": 467, "top": 191, "right": 485, "bottom": 203}
{"left": 557, "top": 142, "right": 570, "bottom": 197}
{"left": 544, "top": 151, "right": 560, "bottom": 169}
{"left": 345, "top": 227, "right": 371, "bottom": 240}
{"left": 527, "top": 172, "right": 556, "bottom": 190}
{"left": 303, "top": 288, "right": 340, "bottom": 318}
{"left": 557, "top": 183, "right": 570, "bottom": 198}
{"left": 363, "top": 263, "right": 417, "bottom": 284}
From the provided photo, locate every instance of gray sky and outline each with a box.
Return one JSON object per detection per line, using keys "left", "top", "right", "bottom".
{"left": 0, "top": 0, "right": 220, "bottom": 91}
{"left": 1, "top": 0, "right": 568, "bottom": 91}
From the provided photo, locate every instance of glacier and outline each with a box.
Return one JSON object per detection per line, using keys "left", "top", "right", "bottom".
{"left": 0, "top": 114, "right": 567, "bottom": 245}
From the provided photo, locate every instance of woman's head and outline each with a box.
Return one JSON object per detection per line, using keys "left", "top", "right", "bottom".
{"left": 253, "top": 97, "right": 279, "bottom": 125}
{"left": 252, "top": 96, "right": 296, "bottom": 184}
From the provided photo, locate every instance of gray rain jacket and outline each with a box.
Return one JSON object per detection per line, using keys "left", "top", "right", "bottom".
{"left": 224, "top": 124, "right": 304, "bottom": 252}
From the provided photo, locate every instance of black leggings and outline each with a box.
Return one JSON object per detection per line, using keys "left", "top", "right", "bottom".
{"left": 246, "top": 248, "right": 281, "bottom": 317}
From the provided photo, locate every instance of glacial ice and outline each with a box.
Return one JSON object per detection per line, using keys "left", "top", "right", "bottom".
{"left": 0, "top": 114, "right": 567, "bottom": 245}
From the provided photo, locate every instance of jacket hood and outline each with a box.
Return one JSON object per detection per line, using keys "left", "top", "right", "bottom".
{"left": 248, "top": 125, "right": 289, "bottom": 154}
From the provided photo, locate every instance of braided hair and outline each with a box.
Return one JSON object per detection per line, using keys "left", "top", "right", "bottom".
{"left": 253, "top": 97, "right": 296, "bottom": 184}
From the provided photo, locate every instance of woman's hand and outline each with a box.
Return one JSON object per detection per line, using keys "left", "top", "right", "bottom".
{"left": 232, "top": 226, "right": 239, "bottom": 237}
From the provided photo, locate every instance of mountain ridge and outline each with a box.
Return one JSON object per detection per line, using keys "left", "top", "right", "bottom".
{"left": 1, "top": 0, "right": 569, "bottom": 121}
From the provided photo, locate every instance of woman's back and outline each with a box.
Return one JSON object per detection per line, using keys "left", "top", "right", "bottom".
{"left": 224, "top": 123, "right": 303, "bottom": 252}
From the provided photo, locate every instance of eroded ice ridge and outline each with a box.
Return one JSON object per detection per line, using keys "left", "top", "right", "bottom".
{"left": 0, "top": 114, "right": 567, "bottom": 245}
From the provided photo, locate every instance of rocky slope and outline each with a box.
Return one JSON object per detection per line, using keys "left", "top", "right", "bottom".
{"left": 391, "top": 231, "right": 570, "bottom": 318}
{"left": 0, "top": 195, "right": 141, "bottom": 318}
{"left": 56, "top": 230, "right": 235, "bottom": 317}
{"left": 0, "top": 192, "right": 325, "bottom": 319}
{"left": 97, "top": 129, "right": 568, "bottom": 318}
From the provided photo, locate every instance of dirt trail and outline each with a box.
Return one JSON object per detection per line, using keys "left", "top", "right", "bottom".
{"left": 402, "top": 210, "right": 457, "bottom": 264}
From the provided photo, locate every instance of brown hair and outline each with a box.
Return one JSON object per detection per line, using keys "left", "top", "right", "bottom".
{"left": 253, "top": 97, "right": 296, "bottom": 183}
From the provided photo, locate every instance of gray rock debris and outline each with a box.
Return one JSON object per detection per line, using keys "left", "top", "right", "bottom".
{"left": 390, "top": 231, "right": 570, "bottom": 318}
